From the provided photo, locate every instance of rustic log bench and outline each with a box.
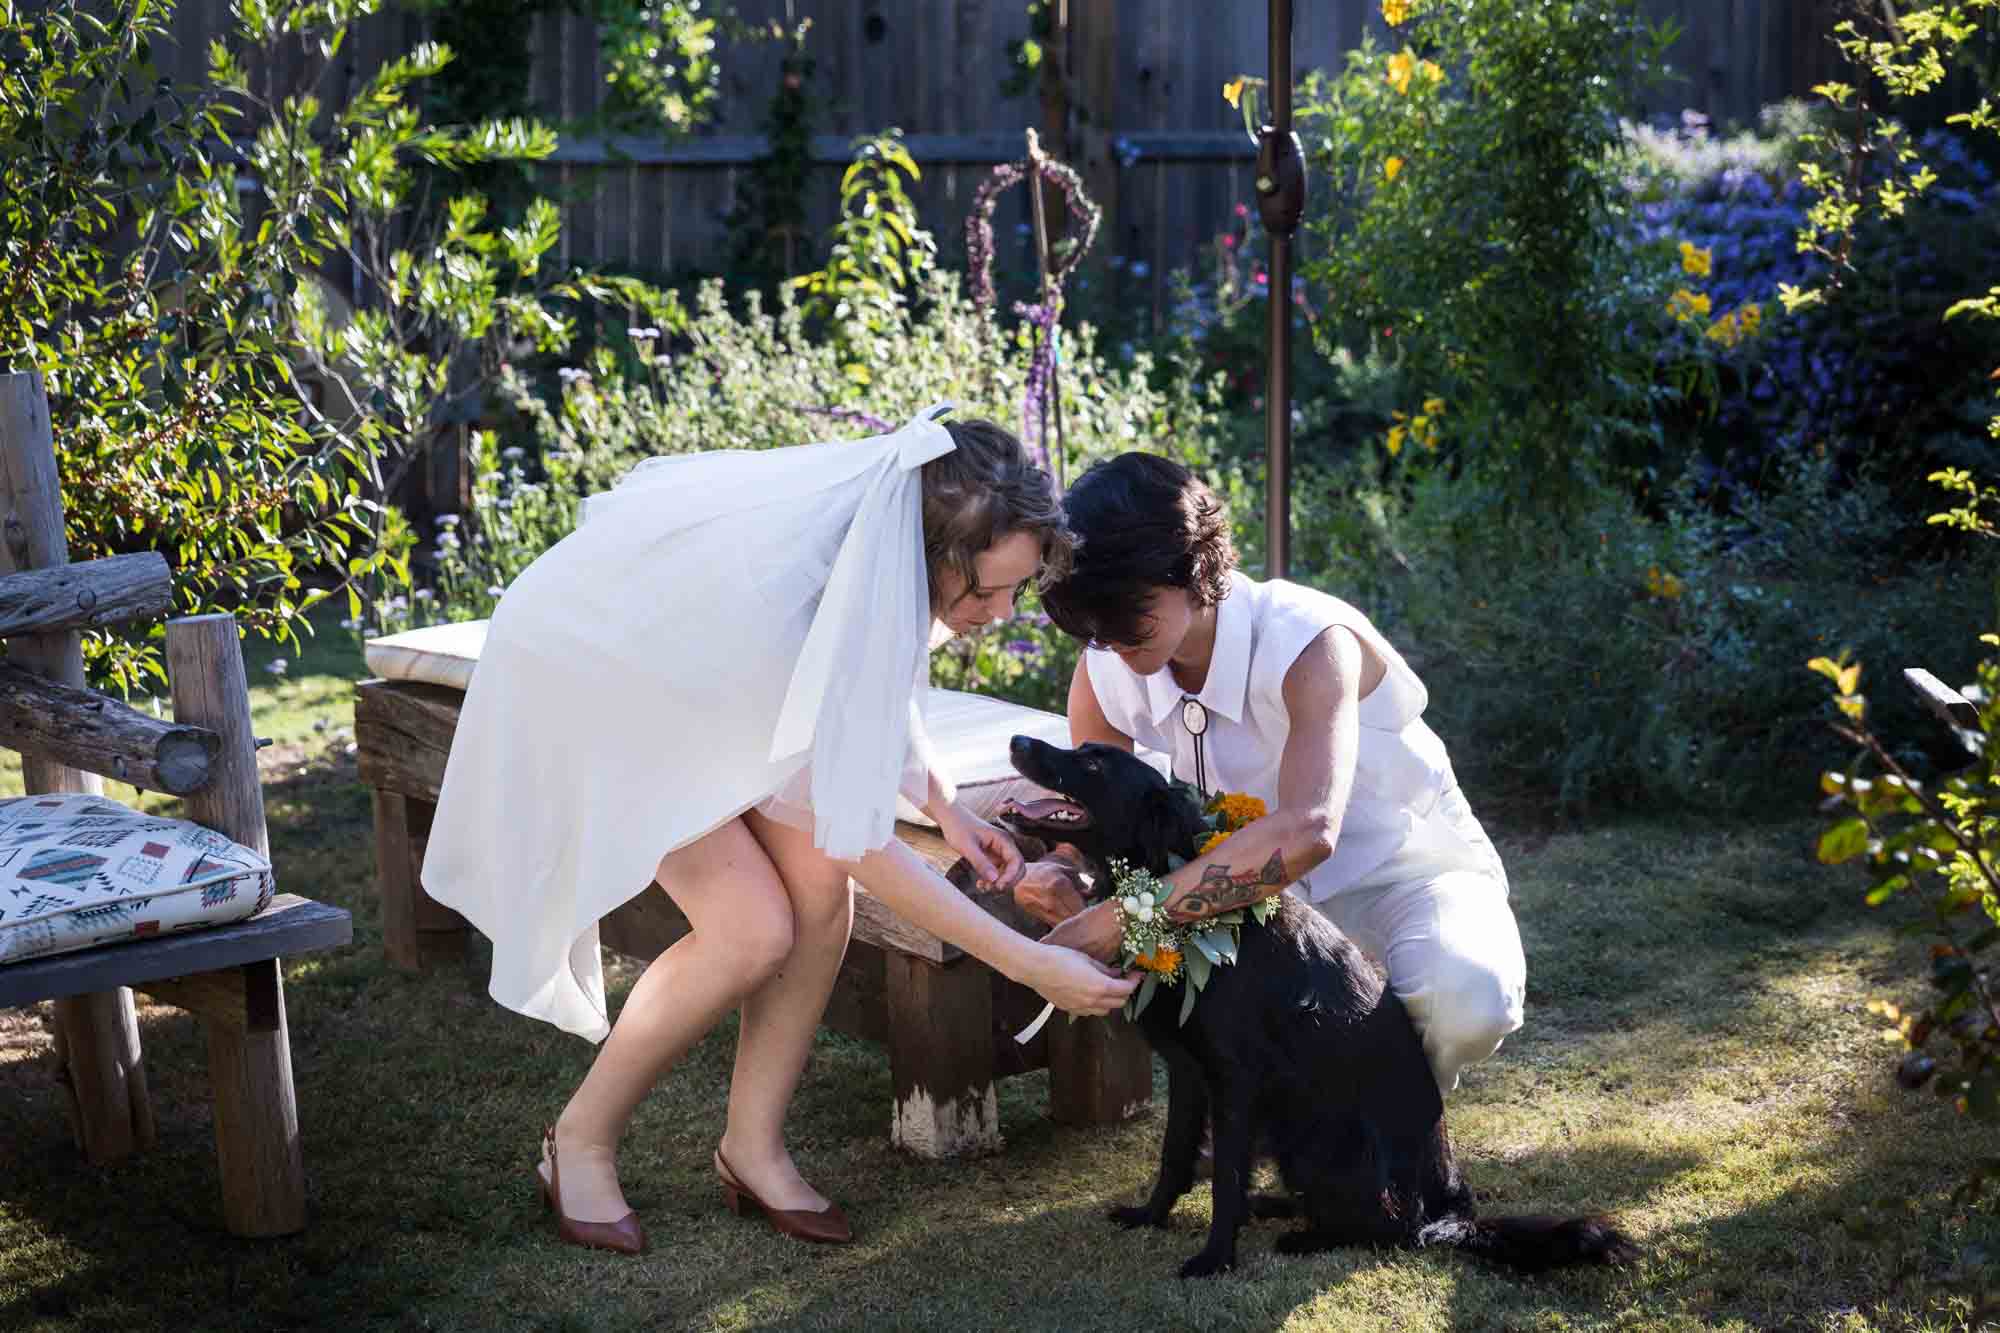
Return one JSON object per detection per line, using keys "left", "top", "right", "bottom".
{"left": 355, "top": 671, "right": 1155, "bottom": 1157}
{"left": 1, "top": 369, "right": 353, "bottom": 1236}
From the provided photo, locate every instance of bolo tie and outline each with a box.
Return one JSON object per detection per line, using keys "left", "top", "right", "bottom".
{"left": 1180, "top": 695, "right": 1211, "bottom": 796}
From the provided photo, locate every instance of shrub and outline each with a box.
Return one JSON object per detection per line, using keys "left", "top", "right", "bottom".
{"left": 379, "top": 266, "right": 1223, "bottom": 712}
{"left": 1319, "top": 455, "right": 1994, "bottom": 813}
{"left": 1624, "top": 114, "right": 2000, "bottom": 514}
{"left": 1288, "top": 0, "right": 1676, "bottom": 509}
{"left": 0, "top": 0, "right": 674, "bottom": 688}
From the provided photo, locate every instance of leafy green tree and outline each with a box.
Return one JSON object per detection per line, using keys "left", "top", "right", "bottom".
{"left": 0, "top": 0, "right": 676, "bottom": 687}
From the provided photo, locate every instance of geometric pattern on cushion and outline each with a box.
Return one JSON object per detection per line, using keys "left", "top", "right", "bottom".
{"left": 0, "top": 792, "right": 275, "bottom": 966}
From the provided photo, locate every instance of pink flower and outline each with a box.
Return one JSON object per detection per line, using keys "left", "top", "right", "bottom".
{"left": 1223, "top": 235, "right": 1237, "bottom": 249}
{"left": 1234, "top": 203, "right": 1249, "bottom": 218}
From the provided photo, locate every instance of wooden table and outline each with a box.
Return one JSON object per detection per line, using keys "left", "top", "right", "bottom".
{"left": 354, "top": 677, "right": 1152, "bottom": 1157}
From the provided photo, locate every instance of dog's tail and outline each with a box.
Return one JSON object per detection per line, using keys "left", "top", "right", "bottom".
{"left": 1416, "top": 1213, "right": 1638, "bottom": 1272}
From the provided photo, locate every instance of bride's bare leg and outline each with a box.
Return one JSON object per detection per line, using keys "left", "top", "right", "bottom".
{"left": 717, "top": 808, "right": 857, "bottom": 1213}
{"left": 549, "top": 817, "right": 796, "bottom": 1224}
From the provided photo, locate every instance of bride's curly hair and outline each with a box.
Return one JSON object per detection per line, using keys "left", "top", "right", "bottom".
{"left": 921, "top": 419, "right": 1074, "bottom": 614}
{"left": 1040, "top": 452, "right": 1237, "bottom": 649}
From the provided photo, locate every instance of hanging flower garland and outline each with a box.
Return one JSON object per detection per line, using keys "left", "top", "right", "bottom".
{"left": 963, "top": 154, "right": 1103, "bottom": 472}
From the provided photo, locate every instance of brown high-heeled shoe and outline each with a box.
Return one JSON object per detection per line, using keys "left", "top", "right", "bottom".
{"left": 714, "top": 1148, "right": 853, "bottom": 1245}
{"left": 536, "top": 1127, "right": 647, "bottom": 1255}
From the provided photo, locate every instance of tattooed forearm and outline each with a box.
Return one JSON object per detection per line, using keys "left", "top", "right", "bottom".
{"left": 1164, "top": 850, "right": 1289, "bottom": 923}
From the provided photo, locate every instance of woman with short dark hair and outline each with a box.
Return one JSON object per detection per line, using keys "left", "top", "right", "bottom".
{"left": 1041, "top": 452, "right": 1524, "bottom": 1094}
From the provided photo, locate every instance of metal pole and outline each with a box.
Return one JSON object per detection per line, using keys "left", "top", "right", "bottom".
{"left": 1260, "top": 0, "right": 1300, "bottom": 580}
{"left": 1025, "top": 129, "right": 1068, "bottom": 489}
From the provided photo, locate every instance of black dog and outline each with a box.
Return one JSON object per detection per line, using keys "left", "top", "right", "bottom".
{"left": 1007, "top": 735, "right": 1637, "bottom": 1279}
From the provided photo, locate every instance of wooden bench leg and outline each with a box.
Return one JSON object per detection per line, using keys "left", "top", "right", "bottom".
{"left": 206, "top": 958, "right": 305, "bottom": 1237}
{"left": 374, "top": 790, "right": 466, "bottom": 971}
{"left": 51, "top": 987, "right": 154, "bottom": 1163}
{"left": 1047, "top": 1013, "right": 1153, "bottom": 1125}
{"left": 885, "top": 954, "right": 1001, "bottom": 1158}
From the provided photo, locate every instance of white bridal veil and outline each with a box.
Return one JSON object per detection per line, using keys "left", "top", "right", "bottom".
{"left": 421, "top": 406, "right": 958, "bottom": 1040}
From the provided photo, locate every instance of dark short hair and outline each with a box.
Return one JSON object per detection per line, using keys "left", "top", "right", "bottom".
{"left": 1041, "top": 452, "right": 1237, "bottom": 648}
{"left": 922, "top": 418, "right": 1074, "bottom": 613}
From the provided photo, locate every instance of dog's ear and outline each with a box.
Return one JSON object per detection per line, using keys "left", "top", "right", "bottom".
{"left": 1133, "top": 786, "right": 1208, "bottom": 876}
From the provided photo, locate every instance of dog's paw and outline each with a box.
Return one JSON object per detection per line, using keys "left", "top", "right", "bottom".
{"left": 1178, "top": 1248, "right": 1236, "bottom": 1280}
{"left": 1108, "top": 1204, "right": 1169, "bottom": 1230}
{"left": 1273, "top": 1229, "right": 1335, "bottom": 1257}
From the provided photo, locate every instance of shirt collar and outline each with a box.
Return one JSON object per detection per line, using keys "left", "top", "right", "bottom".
{"left": 1146, "top": 572, "right": 1252, "bottom": 728}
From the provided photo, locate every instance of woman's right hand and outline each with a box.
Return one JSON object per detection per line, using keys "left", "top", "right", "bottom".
{"left": 1025, "top": 942, "right": 1138, "bottom": 1017}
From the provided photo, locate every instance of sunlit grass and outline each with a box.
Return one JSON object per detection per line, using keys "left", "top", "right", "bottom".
{"left": 2, "top": 624, "right": 1998, "bottom": 1330}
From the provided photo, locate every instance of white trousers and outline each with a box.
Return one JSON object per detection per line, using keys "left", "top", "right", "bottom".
{"left": 1311, "top": 786, "right": 1526, "bottom": 1093}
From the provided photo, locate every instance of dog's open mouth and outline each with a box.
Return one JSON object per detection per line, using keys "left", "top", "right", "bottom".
{"left": 997, "top": 796, "right": 1093, "bottom": 830}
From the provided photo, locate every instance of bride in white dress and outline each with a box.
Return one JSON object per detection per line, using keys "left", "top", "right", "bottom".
{"left": 421, "top": 408, "right": 1136, "bottom": 1253}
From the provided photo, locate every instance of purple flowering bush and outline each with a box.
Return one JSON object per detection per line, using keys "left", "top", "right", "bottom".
{"left": 1624, "top": 111, "right": 2000, "bottom": 514}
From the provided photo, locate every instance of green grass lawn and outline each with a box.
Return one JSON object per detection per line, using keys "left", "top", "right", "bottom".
{"left": 3, "top": 626, "right": 1997, "bottom": 1331}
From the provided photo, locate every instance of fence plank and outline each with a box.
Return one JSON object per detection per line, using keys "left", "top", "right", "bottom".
{"left": 146, "top": 0, "right": 1836, "bottom": 280}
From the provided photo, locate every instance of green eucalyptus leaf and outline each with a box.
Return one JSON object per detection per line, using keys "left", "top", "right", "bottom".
{"left": 1132, "top": 972, "right": 1158, "bottom": 1020}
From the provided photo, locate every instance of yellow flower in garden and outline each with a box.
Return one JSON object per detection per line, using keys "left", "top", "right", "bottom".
{"left": 1420, "top": 59, "right": 1444, "bottom": 84}
{"left": 1667, "top": 288, "right": 1711, "bottom": 323}
{"left": 1423, "top": 396, "right": 1446, "bottom": 417}
{"left": 1705, "top": 312, "right": 1740, "bottom": 347}
{"left": 1207, "top": 792, "right": 1269, "bottom": 830}
{"left": 1223, "top": 78, "right": 1246, "bottom": 109}
{"left": 1679, "top": 241, "right": 1713, "bottom": 277}
{"left": 1738, "top": 301, "right": 1762, "bottom": 335}
{"left": 1383, "top": 155, "right": 1405, "bottom": 182}
{"left": 1387, "top": 50, "right": 1416, "bottom": 94}
{"left": 1136, "top": 947, "right": 1183, "bottom": 976}
{"left": 1199, "top": 830, "right": 1234, "bottom": 856}
{"left": 1645, "top": 566, "right": 1684, "bottom": 600}
{"left": 1382, "top": 0, "right": 1411, "bottom": 25}
{"left": 1386, "top": 423, "right": 1407, "bottom": 456}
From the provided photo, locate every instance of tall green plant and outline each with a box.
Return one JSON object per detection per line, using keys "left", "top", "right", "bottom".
{"left": 1285, "top": 0, "right": 1674, "bottom": 508}
{"left": 789, "top": 130, "right": 936, "bottom": 380}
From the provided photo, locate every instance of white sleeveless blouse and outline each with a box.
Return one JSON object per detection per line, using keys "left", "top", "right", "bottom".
{"left": 1085, "top": 573, "right": 1454, "bottom": 901}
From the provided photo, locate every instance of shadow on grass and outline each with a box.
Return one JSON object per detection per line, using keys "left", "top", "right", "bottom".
{"left": 4, "top": 759, "right": 1997, "bottom": 1331}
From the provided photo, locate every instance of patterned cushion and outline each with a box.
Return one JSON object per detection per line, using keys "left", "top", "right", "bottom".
{"left": 0, "top": 793, "right": 274, "bottom": 966}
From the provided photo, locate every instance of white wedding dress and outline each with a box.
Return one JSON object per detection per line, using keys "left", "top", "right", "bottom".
{"left": 421, "top": 407, "right": 958, "bottom": 1041}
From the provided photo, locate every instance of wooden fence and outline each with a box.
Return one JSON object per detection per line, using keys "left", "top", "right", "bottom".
{"left": 147, "top": 0, "right": 1855, "bottom": 301}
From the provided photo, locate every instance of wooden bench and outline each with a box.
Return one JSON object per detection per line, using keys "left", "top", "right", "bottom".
{"left": 355, "top": 675, "right": 1155, "bottom": 1157}
{"left": 0, "top": 369, "right": 353, "bottom": 1236}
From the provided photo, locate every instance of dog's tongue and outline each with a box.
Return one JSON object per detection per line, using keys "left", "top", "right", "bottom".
{"left": 999, "top": 796, "right": 1093, "bottom": 829}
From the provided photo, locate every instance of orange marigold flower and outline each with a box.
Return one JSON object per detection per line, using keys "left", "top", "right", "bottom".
{"left": 1199, "top": 830, "right": 1234, "bottom": 856}
{"left": 1206, "top": 792, "right": 1269, "bottom": 830}
{"left": 1137, "top": 947, "right": 1183, "bottom": 975}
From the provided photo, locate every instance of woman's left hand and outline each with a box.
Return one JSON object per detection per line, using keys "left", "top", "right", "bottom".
{"left": 937, "top": 804, "right": 1024, "bottom": 893}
